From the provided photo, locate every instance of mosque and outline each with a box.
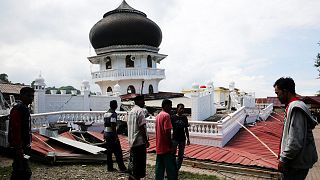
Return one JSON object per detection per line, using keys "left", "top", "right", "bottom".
{"left": 0, "top": 1, "right": 287, "bottom": 178}
{"left": 88, "top": 0, "right": 167, "bottom": 96}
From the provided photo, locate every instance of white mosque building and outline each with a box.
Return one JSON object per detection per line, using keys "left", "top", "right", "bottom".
{"left": 88, "top": 0, "right": 167, "bottom": 95}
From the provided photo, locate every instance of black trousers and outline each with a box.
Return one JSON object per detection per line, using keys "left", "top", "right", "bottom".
{"left": 128, "top": 144, "right": 147, "bottom": 180}
{"left": 11, "top": 148, "right": 32, "bottom": 180}
{"left": 282, "top": 168, "right": 309, "bottom": 180}
{"left": 105, "top": 136, "right": 126, "bottom": 171}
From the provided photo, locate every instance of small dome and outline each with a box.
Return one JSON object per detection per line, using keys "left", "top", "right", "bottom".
{"left": 114, "top": 83, "right": 121, "bottom": 92}
{"left": 192, "top": 83, "right": 199, "bottom": 90}
{"left": 206, "top": 80, "right": 213, "bottom": 86}
{"left": 229, "top": 82, "right": 235, "bottom": 90}
{"left": 82, "top": 80, "right": 89, "bottom": 85}
{"left": 89, "top": 0, "right": 162, "bottom": 49}
{"left": 34, "top": 74, "right": 46, "bottom": 86}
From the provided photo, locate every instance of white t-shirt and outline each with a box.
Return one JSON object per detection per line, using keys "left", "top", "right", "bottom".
{"left": 127, "top": 105, "right": 147, "bottom": 147}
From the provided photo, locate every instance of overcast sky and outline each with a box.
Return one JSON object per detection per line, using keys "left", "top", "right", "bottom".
{"left": 1, "top": 0, "right": 319, "bottom": 97}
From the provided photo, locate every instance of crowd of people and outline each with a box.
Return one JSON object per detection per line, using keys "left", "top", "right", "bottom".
{"left": 104, "top": 96, "right": 190, "bottom": 180}
{"left": 8, "top": 77, "right": 318, "bottom": 180}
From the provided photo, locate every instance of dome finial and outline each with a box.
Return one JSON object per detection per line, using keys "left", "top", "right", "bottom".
{"left": 103, "top": 0, "right": 146, "bottom": 18}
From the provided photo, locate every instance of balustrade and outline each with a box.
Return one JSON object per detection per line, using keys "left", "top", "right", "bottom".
{"left": 259, "top": 103, "right": 273, "bottom": 120}
{"left": 28, "top": 105, "right": 272, "bottom": 147}
{"left": 92, "top": 68, "right": 165, "bottom": 81}
{"left": 31, "top": 111, "right": 128, "bottom": 129}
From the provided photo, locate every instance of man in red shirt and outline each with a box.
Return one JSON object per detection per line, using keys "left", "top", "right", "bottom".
{"left": 155, "top": 99, "right": 177, "bottom": 180}
{"left": 8, "top": 87, "right": 34, "bottom": 180}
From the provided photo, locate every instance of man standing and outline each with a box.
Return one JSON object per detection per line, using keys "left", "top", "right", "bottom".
{"left": 155, "top": 99, "right": 178, "bottom": 180}
{"left": 127, "top": 95, "right": 149, "bottom": 180}
{"left": 8, "top": 87, "right": 34, "bottom": 180}
{"left": 274, "top": 77, "right": 318, "bottom": 180}
{"left": 171, "top": 103, "right": 190, "bottom": 171}
{"left": 103, "top": 100, "right": 127, "bottom": 172}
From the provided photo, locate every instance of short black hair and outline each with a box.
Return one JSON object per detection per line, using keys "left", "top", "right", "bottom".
{"left": 273, "top": 77, "right": 296, "bottom": 94}
{"left": 20, "top": 87, "right": 34, "bottom": 95}
{"left": 133, "top": 94, "right": 144, "bottom": 102}
{"left": 177, "top": 103, "right": 184, "bottom": 109}
{"left": 110, "top": 100, "right": 118, "bottom": 109}
{"left": 162, "top": 99, "right": 172, "bottom": 108}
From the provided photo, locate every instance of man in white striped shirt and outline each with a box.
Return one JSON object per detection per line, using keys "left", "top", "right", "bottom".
{"left": 127, "top": 95, "right": 149, "bottom": 180}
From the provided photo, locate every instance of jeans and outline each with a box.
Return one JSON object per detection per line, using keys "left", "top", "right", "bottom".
{"left": 173, "top": 140, "right": 186, "bottom": 170}
{"left": 155, "top": 153, "right": 178, "bottom": 180}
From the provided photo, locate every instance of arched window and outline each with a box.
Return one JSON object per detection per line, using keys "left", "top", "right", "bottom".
{"left": 127, "top": 85, "right": 136, "bottom": 94}
{"left": 126, "top": 55, "right": 134, "bottom": 68}
{"left": 147, "top": 55, "right": 152, "bottom": 68}
{"left": 105, "top": 56, "right": 112, "bottom": 69}
{"left": 107, "top": 86, "right": 112, "bottom": 92}
{"left": 148, "top": 85, "right": 154, "bottom": 94}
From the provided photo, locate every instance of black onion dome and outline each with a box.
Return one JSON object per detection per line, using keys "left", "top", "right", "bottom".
{"left": 89, "top": 0, "right": 162, "bottom": 49}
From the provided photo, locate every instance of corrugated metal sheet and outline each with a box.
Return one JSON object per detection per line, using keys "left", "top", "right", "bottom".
{"left": 180, "top": 112, "right": 283, "bottom": 170}
{"left": 50, "top": 136, "right": 106, "bottom": 155}
{"left": 31, "top": 113, "right": 283, "bottom": 170}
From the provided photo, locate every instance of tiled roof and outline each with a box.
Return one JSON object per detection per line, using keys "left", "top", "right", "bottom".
{"left": 120, "top": 92, "right": 184, "bottom": 101}
{"left": 0, "top": 83, "right": 29, "bottom": 94}
{"left": 266, "top": 96, "right": 320, "bottom": 108}
{"left": 302, "top": 96, "right": 320, "bottom": 105}
{"left": 255, "top": 98, "right": 267, "bottom": 104}
{"left": 178, "top": 112, "right": 283, "bottom": 170}
{"left": 31, "top": 113, "right": 284, "bottom": 170}
{"left": 121, "top": 113, "right": 282, "bottom": 170}
{"left": 266, "top": 97, "right": 283, "bottom": 108}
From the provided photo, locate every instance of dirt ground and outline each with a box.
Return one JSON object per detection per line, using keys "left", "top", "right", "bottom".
{"left": 0, "top": 154, "right": 156, "bottom": 180}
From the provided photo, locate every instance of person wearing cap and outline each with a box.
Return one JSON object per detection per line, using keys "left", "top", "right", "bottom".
{"left": 103, "top": 100, "right": 127, "bottom": 172}
{"left": 127, "top": 95, "right": 149, "bottom": 180}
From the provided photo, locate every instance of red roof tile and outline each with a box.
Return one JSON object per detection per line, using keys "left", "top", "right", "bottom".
{"left": 0, "top": 83, "right": 29, "bottom": 94}
{"left": 31, "top": 113, "right": 284, "bottom": 170}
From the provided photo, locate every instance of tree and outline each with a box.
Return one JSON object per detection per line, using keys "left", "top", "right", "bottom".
{"left": 315, "top": 53, "right": 320, "bottom": 77}
{"left": 0, "top": 73, "right": 9, "bottom": 83}
{"left": 316, "top": 42, "right": 320, "bottom": 96}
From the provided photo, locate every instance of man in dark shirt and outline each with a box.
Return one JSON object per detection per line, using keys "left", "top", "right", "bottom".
{"left": 8, "top": 87, "right": 34, "bottom": 180}
{"left": 104, "top": 100, "right": 127, "bottom": 172}
{"left": 171, "top": 103, "right": 190, "bottom": 171}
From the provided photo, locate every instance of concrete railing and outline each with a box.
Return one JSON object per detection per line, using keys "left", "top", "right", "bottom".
{"left": 92, "top": 68, "right": 165, "bottom": 81}
{"left": 8, "top": 104, "right": 271, "bottom": 148}
{"left": 146, "top": 118, "right": 219, "bottom": 136}
{"left": 31, "top": 111, "right": 128, "bottom": 129}
{"left": 259, "top": 103, "right": 273, "bottom": 121}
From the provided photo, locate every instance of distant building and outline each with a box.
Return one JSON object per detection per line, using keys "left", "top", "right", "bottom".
{"left": 0, "top": 83, "right": 29, "bottom": 106}
{"left": 32, "top": 75, "right": 120, "bottom": 113}
{"left": 88, "top": 0, "right": 166, "bottom": 95}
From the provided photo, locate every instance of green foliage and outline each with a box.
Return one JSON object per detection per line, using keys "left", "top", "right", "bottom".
{"left": 316, "top": 42, "right": 320, "bottom": 76}
{"left": 179, "top": 171, "right": 220, "bottom": 180}
{"left": 45, "top": 86, "right": 80, "bottom": 94}
{"left": 315, "top": 54, "right": 320, "bottom": 75}
{"left": 0, "top": 166, "right": 11, "bottom": 179}
{"left": 0, "top": 73, "right": 10, "bottom": 83}
{"left": 315, "top": 42, "right": 320, "bottom": 95}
